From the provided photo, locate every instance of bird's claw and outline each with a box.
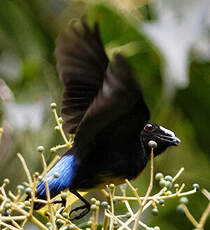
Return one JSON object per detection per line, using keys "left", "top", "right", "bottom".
{"left": 53, "top": 197, "right": 66, "bottom": 207}
{"left": 70, "top": 204, "right": 90, "bottom": 220}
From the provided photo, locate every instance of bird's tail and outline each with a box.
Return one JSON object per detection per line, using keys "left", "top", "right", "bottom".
{"left": 34, "top": 151, "right": 78, "bottom": 210}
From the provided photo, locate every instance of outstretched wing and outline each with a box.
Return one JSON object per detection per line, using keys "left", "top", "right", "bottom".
{"left": 55, "top": 20, "right": 108, "bottom": 133}
{"left": 73, "top": 54, "right": 150, "bottom": 160}
{"left": 56, "top": 19, "right": 150, "bottom": 161}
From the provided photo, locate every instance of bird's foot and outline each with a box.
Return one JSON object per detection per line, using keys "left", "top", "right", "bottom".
{"left": 70, "top": 204, "right": 90, "bottom": 220}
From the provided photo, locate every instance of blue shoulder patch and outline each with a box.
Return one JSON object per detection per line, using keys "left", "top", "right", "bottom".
{"left": 36, "top": 153, "right": 77, "bottom": 201}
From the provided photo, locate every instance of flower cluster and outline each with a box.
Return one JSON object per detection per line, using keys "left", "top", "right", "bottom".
{"left": 0, "top": 103, "right": 209, "bottom": 230}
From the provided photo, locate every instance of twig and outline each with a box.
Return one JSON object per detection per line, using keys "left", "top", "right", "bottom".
{"left": 40, "top": 152, "right": 56, "bottom": 230}
{"left": 198, "top": 190, "right": 210, "bottom": 229}
{"left": 202, "top": 189, "right": 210, "bottom": 201}
{"left": 0, "top": 128, "right": 3, "bottom": 144}
{"left": 125, "top": 179, "right": 142, "bottom": 230}
{"left": 7, "top": 199, "right": 48, "bottom": 230}
{"left": 0, "top": 221, "right": 19, "bottom": 230}
{"left": 101, "top": 189, "right": 109, "bottom": 198}
{"left": 178, "top": 183, "right": 185, "bottom": 193}
{"left": 126, "top": 148, "right": 154, "bottom": 230}
{"left": 182, "top": 204, "right": 199, "bottom": 227}
{"left": 108, "top": 185, "right": 115, "bottom": 230}
{"left": 106, "top": 210, "right": 131, "bottom": 230}
{"left": 142, "top": 148, "right": 154, "bottom": 206}
{"left": 137, "top": 146, "right": 154, "bottom": 229}
{"left": 198, "top": 203, "right": 210, "bottom": 229}
{"left": 17, "top": 153, "right": 33, "bottom": 187}
{"left": 11, "top": 219, "right": 21, "bottom": 230}
{"left": 40, "top": 155, "right": 61, "bottom": 177}
{"left": 172, "top": 167, "right": 184, "bottom": 182}
{"left": 0, "top": 216, "right": 26, "bottom": 221}
{"left": 114, "top": 188, "right": 197, "bottom": 202}
{"left": 103, "top": 212, "right": 109, "bottom": 230}
{"left": 54, "top": 144, "right": 69, "bottom": 151}
{"left": 120, "top": 187, "right": 134, "bottom": 216}
{"left": 52, "top": 108, "right": 70, "bottom": 146}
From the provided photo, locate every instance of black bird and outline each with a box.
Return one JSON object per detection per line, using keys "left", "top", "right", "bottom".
{"left": 35, "top": 20, "right": 181, "bottom": 220}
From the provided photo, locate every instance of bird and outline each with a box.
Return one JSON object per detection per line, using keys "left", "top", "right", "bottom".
{"left": 34, "top": 19, "right": 181, "bottom": 220}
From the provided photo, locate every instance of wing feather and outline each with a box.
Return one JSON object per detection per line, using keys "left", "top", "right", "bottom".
{"left": 55, "top": 20, "right": 150, "bottom": 161}
{"left": 55, "top": 20, "right": 108, "bottom": 133}
{"left": 73, "top": 54, "right": 150, "bottom": 160}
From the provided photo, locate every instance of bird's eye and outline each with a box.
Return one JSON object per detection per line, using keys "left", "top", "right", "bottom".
{"left": 144, "top": 124, "right": 154, "bottom": 132}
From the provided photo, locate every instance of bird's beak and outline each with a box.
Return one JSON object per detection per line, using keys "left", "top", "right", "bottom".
{"left": 158, "top": 126, "right": 181, "bottom": 146}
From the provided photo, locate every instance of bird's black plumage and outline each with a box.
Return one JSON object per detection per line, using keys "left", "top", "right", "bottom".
{"left": 34, "top": 19, "right": 180, "bottom": 219}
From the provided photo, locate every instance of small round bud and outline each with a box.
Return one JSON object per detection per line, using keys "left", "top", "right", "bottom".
{"left": 101, "top": 201, "right": 109, "bottom": 208}
{"left": 46, "top": 222, "right": 52, "bottom": 228}
{"left": 50, "top": 147, "right": 56, "bottom": 154}
{"left": 101, "top": 201, "right": 110, "bottom": 209}
{"left": 55, "top": 213, "right": 61, "bottom": 219}
{"left": 193, "top": 183, "right": 200, "bottom": 190}
{"left": 165, "top": 191, "right": 172, "bottom": 195}
{"left": 34, "top": 172, "right": 39, "bottom": 178}
{"left": 152, "top": 208, "right": 159, "bottom": 216}
{"left": 91, "top": 204, "right": 97, "bottom": 211}
{"left": 165, "top": 181, "right": 172, "bottom": 189}
{"left": 24, "top": 201, "right": 30, "bottom": 207}
{"left": 154, "top": 226, "right": 160, "bottom": 230}
{"left": 3, "top": 178, "right": 10, "bottom": 185}
{"left": 179, "top": 197, "right": 188, "bottom": 204}
{"left": 38, "top": 176, "right": 43, "bottom": 181}
{"left": 62, "top": 212, "right": 68, "bottom": 218}
{"left": 3, "top": 210, "right": 11, "bottom": 216}
{"left": 17, "top": 185, "right": 24, "bottom": 191}
{"left": 50, "top": 103, "right": 57, "bottom": 109}
{"left": 0, "top": 207, "right": 4, "bottom": 213}
{"left": 25, "top": 187, "right": 32, "bottom": 195}
{"left": 54, "top": 172, "right": 59, "bottom": 178}
{"left": 86, "top": 220, "right": 92, "bottom": 227}
{"left": 113, "top": 221, "right": 118, "bottom": 227}
{"left": 159, "top": 179, "right": 167, "bottom": 187}
{"left": 5, "top": 202, "right": 11, "bottom": 210}
{"left": 95, "top": 200, "right": 100, "bottom": 206}
{"left": 174, "top": 183, "right": 179, "bottom": 188}
{"left": 109, "top": 184, "right": 115, "bottom": 189}
{"left": 148, "top": 140, "right": 157, "bottom": 148}
{"left": 56, "top": 219, "right": 65, "bottom": 225}
{"left": 37, "top": 146, "right": 45, "bottom": 153}
{"left": 177, "top": 204, "right": 184, "bottom": 213}
{"left": 61, "top": 192, "right": 67, "bottom": 199}
{"left": 155, "top": 173, "right": 164, "bottom": 181}
{"left": 69, "top": 224, "right": 76, "bottom": 230}
{"left": 58, "top": 117, "right": 64, "bottom": 124}
{"left": 165, "top": 175, "right": 173, "bottom": 182}
{"left": 54, "top": 126, "right": 60, "bottom": 131}
{"left": 159, "top": 199, "right": 165, "bottom": 205}
{"left": 90, "top": 198, "right": 96, "bottom": 204}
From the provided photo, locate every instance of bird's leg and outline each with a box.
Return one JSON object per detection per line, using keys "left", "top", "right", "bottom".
{"left": 69, "top": 189, "right": 90, "bottom": 220}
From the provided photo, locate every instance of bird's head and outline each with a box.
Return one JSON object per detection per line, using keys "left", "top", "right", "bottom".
{"left": 140, "top": 122, "right": 181, "bottom": 157}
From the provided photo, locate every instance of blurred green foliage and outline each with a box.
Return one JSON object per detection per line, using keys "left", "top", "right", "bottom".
{"left": 0, "top": 0, "right": 209, "bottom": 229}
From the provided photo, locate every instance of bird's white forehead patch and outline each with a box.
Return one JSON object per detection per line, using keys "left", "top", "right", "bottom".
{"left": 160, "top": 126, "right": 175, "bottom": 137}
